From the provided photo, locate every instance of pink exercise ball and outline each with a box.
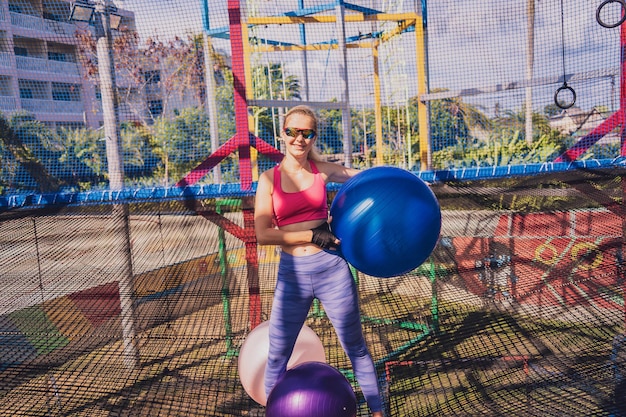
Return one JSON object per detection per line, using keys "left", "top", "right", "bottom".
{"left": 238, "top": 321, "right": 326, "bottom": 406}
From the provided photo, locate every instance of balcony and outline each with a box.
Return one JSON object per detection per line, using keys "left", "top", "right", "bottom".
{"left": 10, "top": 12, "right": 76, "bottom": 37}
{"left": 48, "top": 59, "right": 80, "bottom": 75}
{"left": 0, "top": 96, "right": 16, "bottom": 113}
{"left": 21, "top": 98, "right": 84, "bottom": 114}
{"left": 0, "top": 52, "right": 12, "bottom": 68}
{"left": 15, "top": 55, "right": 80, "bottom": 76}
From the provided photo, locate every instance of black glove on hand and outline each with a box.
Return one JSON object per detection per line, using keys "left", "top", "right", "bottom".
{"left": 311, "top": 222, "right": 337, "bottom": 249}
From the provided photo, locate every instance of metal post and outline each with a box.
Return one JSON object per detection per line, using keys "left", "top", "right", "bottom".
{"left": 429, "top": 257, "right": 439, "bottom": 334}
{"left": 416, "top": 2, "right": 432, "bottom": 170}
{"left": 95, "top": 0, "right": 123, "bottom": 189}
{"left": 203, "top": 34, "right": 223, "bottom": 184}
{"left": 94, "top": 0, "right": 139, "bottom": 369}
{"left": 216, "top": 200, "right": 237, "bottom": 356}
{"left": 335, "top": 1, "right": 353, "bottom": 168}
{"left": 298, "top": 0, "right": 310, "bottom": 101}
{"left": 373, "top": 41, "right": 384, "bottom": 166}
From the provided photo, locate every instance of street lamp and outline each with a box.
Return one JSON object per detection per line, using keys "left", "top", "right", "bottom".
{"left": 69, "top": 1, "right": 122, "bottom": 29}
{"left": 108, "top": 12, "right": 122, "bottom": 31}
{"left": 69, "top": 0, "right": 124, "bottom": 190}
{"left": 68, "top": 2, "right": 94, "bottom": 23}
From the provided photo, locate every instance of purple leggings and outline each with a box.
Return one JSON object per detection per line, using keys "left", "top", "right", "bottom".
{"left": 265, "top": 250, "right": 383, "bottom": 413}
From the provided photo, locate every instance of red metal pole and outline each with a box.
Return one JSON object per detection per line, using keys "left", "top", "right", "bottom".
{"left": 227, "top": 0, "right": 252, "bottom": 190}
{"left": 617, "top": 17, "right": 626, "bottom": 334}
{"left": 227, "top": 0, "right": 262, "bottom": 329}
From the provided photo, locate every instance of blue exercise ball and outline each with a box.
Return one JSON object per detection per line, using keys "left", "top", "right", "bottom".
{"left": 330, "top": 166, "right": 441, "bottom": 278}
{"left": 266, "top": 362, "right": 357, "bottom": 417}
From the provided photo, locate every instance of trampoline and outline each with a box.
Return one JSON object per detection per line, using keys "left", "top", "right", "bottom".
{"left": 1, "top": 1, "right": 626, "bottom": 416}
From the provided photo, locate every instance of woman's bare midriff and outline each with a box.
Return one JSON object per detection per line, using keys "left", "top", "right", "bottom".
{"left": 279, "top": 219, "right": 327, "bottom": 256}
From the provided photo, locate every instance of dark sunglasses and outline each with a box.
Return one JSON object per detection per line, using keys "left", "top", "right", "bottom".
{"left": 284, "top": 127, "right": 316, "bottom": 139}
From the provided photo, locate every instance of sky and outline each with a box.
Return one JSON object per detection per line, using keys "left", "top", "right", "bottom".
{"left": 117, "top": 0, "right": 623, "bottom": 114}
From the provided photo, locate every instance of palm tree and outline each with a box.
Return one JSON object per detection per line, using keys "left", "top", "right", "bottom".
{"left": 417, "top": 89, "right": 492, "bottom": 151}
{"left": 494, "top": 107, "right": 553, "bottom": 141}
{"left": 0, "top": 112, "right": 63, "bottom": 192}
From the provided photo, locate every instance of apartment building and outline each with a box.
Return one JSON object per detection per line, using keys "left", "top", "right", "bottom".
{"left": 0, "top": 0, "right": 135, "bottom": 129}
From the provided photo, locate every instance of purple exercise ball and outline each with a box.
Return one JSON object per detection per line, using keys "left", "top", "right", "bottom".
{"left": 265, "top": 362, "right": 357, "bottom": 417}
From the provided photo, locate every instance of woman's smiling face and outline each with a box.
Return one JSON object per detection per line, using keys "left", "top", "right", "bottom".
{"left": 282, "top": 112, "right": 317, "bottom": 159}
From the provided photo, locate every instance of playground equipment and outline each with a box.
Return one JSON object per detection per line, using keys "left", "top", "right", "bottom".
{"left": 178, "top": 1, "right": 436, "bottom": 339}
{"left": 2, "top": 1, "right": 626, "bottom": 416}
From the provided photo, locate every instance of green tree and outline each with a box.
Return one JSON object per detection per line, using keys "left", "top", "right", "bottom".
{"left": 75, "top": 26, "right": 240, "bottom": 186}
{"left": 150, "top": 107, "right": 212, "bottom": 186}
{"left": 214, "top": 66, "right": 236, "bottom": 141}
{"left": 351, "top": 106, "right": 376, "bottom": 166}
{"left": 57, "top": 127, "right": 106, "bottom": 188}
{"left": 543, "top": 103, "right": 562, "bottom": 117}
{"left": 250, "top": 63, "right": 301, "bottom": 142}
{"left": 433, "top": 128, "right": 564, "bottom": 170}
{"left": 495, "top": 107, "right": 553, "bottom": 141}
{"left": 318, "top": 106, "right": 344, "bottom": 154}
{"left": 414, "top": 90, "right": 491, "bottom": 152}
{"left": 0, "top": 112, "right": 62, "bottom": 192}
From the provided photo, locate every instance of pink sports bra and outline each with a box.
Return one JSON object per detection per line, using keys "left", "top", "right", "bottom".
{"left": 272, "top": 161, "right": 328, "bottom": 227}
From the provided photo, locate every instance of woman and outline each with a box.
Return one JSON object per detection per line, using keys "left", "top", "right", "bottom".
{"left": 254, "top": 105, "right": 383, "bottom": 416}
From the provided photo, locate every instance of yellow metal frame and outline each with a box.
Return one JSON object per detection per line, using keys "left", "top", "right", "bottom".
{"left": 240, "top": 21, "right": 259, "bottom": 180}
{"left": 243, "top": 11, "right": 430, "bottom": 170}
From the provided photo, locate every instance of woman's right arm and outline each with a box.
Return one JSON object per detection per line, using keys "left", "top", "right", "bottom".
{"left": 254, "top": 171, "right": 313, "bottom": 246}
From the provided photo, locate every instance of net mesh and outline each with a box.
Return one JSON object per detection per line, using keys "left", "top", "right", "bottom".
{"left": 1, "top": 1, "right": 626, "bottom": 416}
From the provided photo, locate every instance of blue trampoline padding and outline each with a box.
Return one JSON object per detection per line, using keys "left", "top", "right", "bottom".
{"left": 0, "top": 316, "right": 38, "bottom": 371}
{"left": 0, "top": 182, "right": 251, "bottom": 210}
{"left": 1, "top": 158, "right": 624, "bottom": 210}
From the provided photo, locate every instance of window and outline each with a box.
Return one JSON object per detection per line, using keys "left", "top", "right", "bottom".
{"left": 19, "top": 80, "right": 46, "bottom": 99}
{"left": 144, "top": 70, "right": 161, "bottom": 85}
{"left": 43, "top": 11, "right": 62, "bottom": 22}
{"left": 14, "top": 46, "right": 28, "bottom": 57}
{"left": 48, "top": 52, "right": 67, "bottom": 62}
{"left": 52, "top": 83, "right": 80, "bottom": 101}
{"left": 19, "top": 88, "right": 33, "bottom": 99}
{"left": 52, "top": 90, "right": 70, "bottom": 101}
{"left": 94, "top": 86, "right": 102, "bottom": 101}
{"left": 148, "top": 99, "right": 163, "bottom": 117}
{"left": 214, "top": 68, "right": 225, "bottom": 86}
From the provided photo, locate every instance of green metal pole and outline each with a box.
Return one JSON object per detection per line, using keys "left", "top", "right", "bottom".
{"left": 217, "top": 199, "right": 241, "bottom": 356}
{"left": 430, "top": 257, "right": 439, "bottom": 334}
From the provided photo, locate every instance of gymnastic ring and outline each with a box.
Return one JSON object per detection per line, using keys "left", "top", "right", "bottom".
{"left": 597, "top": 0, "right": 626, "bottom": 29}
{"left": 535, "top": 243, "right": 558, "bottom": 266}
{"left": 554, "top": 83, "right": 576, "bottom": 109}
{"left": 571, "top": 242, "right": 603, "bottom": 270}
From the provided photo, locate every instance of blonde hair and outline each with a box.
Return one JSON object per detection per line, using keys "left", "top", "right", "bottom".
{"left": 283, "top": 105, "right": 322, "bottom": 162}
